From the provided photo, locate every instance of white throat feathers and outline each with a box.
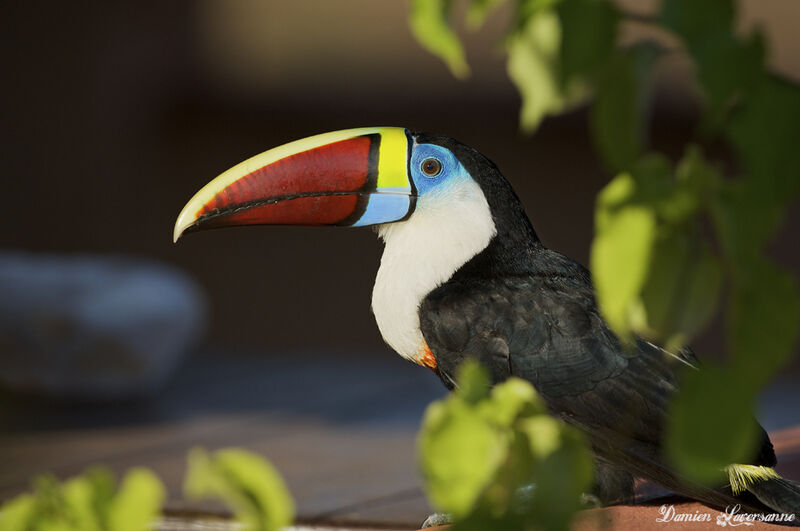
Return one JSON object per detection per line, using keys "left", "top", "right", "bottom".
{"left": 371, "top": 177, "right": 496, "bottom": 364}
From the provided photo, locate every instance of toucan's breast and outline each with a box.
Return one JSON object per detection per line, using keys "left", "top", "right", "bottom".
{"left": 371, "top": 177, "right": 496, "bottom": 366}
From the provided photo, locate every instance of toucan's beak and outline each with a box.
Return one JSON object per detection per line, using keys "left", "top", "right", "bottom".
{"left": 173, "top": 127, "right": 415, "bottom": 242}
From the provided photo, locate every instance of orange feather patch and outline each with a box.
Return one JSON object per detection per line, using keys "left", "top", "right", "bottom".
{"left": 418, "top": 343, "right": 438, "bottom": 371}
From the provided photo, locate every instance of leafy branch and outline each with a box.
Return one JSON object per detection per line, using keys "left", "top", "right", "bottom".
{"left": 409, "top": 0, "right": 800, "bottom": 483}
{"left": 419, "top": 361, "right": 593, "bottom": 530}
{"left": 0, "top": 448, "right": 294, "bottom": 531}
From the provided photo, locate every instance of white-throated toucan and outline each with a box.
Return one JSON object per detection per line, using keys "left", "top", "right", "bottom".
{"left": 175, "top": 127, "right": 800, "bottom": 517}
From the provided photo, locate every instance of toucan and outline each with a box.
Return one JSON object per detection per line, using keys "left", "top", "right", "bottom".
{"left": 175, "top": 127, "right": 800, "bottom": 518}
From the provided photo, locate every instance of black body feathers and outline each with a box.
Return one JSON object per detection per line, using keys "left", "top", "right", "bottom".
{"left": 414, "top": 133, "right": 784, "bottom": 513}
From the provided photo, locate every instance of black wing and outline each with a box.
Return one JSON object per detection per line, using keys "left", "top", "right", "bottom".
{"left": 419, "top": 253, "right": 774, "bottom": 508}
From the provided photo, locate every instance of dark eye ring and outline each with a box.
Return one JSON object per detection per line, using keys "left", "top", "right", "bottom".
{"left": 420, "top": 157, "right": 442, "bottom": 177}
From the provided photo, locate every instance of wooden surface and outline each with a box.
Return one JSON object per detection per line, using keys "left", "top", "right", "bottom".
{"left": 1, "top": 349, "right": 799, "bottom": 530}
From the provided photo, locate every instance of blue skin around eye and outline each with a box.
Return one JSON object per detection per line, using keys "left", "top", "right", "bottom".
{"left": 353, "top": 143, "right": 474, "bottom": 226}
{"left": 409, "top": 143, "right": 470, "bottom": 196}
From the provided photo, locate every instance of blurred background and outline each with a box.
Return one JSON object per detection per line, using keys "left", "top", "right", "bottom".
{"left": 2, "top": 0, "right": 799, "bottom": 352}
{"left": 1, "top": 0, "right": 799, "bottom": 526}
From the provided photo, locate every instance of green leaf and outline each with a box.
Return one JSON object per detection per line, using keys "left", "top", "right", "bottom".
{"left": 668, "top": 146, "right": 717, "bottom": 223}
{"left": 511, "top": 0, "right": 562, "bottom": 33}
{"left": 629, "top": 154, "right": 675, "bottom": 205}
{"left": 557, "top": 0, "right": 619, "bottom": 84}
{"left": 695, "top": 33, "right": 764, "bottom": 129}
{"left": 666, "top": 366, "right": 760, "bottom": 483}
{"left": 419, "top": 373, "right": 508, "bottom": 517}
{"left": 522, "top": 426, "right": 593, "bottom": 531}
{"left": 0, "top": 494, "right": 36, "bottom": 531}
{"left": 466, "top": 0, "right": 507, "bottom": 29}
{"left": 409, "top": 0, "right": 470, "bottom": 79}
{"left": 185, "top": 448, "right": 294, "bottom": 531}
{"left": 727, "top": 76, "right": 800, "bottom": 199}
{"left": 83, "top": 467, "right": 115, "bottom": 529}
{"left": 660, "top": 0, "right": 734, "bottom": 49}
{"left": 420, "top": 362, "right": 592, "bottom": 531}
{"left": 661, "top": 0, "right": 764, "bottom": 129}
{"left": 108, "top": 469, "right": 165, "bottom": 531}
{"left": 518, "top": 416, "right": 561, "bottom": 459}
{"left": 0, "top": 469, "right": 120, "bottom": 531}
{"left": 591, "top": 150, "right": 723, "bottom": 347}
{"left": 711, "top": 183, "right": 776, "bottom": 266}
{"left": 455, "top": 359, "right": 492, "bottom": 404}
{"left": 591, "top": 173, "right": 657, "bottom": 337}
{"left": 478, "top": 377, "right": 544, "bottom": 426}
{"left": 60, "top": 476, "right": 102, "bottom": 531}
{"left": 3, "top": 466, "right": 168, "bottom": 531}
{"left": 590, "top": 46, "right": 656, "bottom": 172}
{"left": 507, "top": 7, "right": 586, "bottom": 132}
{"left": 641, "top": 234, "right": 722, "bottom": 352}
{"left": 729, "top": 260, "right": 800, "bottom": 389}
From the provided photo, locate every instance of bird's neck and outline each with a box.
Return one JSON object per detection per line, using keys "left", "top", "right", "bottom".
{"left": 371, "top": 180, "right": 497, "bottom": 363}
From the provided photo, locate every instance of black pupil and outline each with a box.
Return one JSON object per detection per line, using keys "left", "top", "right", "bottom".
{"left": 423, "top": 158, "right": 441, "bottom": 175}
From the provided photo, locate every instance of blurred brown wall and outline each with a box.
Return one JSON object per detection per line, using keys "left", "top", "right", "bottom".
{"left": 1, "top": 1, "right": 798, "bottom": 359}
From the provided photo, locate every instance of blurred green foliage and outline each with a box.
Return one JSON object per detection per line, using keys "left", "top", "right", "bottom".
{"left": 419, "top": 361, "right": 593, "bottom": 530}
{"left": 408, "top": 0, "right": 800, "bottom": 490}
{"left": 0, "top": 467, "right": 164, "bottom": 531}
{"left": 410, "top": 0, "right": 471, "bottom": 79}
{"left": 0, "top": 449, "right": 294, "bottom": 531}
{"left": 184, "top": 447, "right": 294, "bottom": 531}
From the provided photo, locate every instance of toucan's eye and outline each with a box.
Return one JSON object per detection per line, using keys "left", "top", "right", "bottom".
{"left": 420, "top": 157, "right": 443, "bottom": 177}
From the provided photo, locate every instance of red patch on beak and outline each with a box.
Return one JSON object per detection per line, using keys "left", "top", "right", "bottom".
{"left": 200, "top": 136, "right": 372, "bottom": 218}
{"left": 198, "top": 194, "right": 360, "bottom": 228}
